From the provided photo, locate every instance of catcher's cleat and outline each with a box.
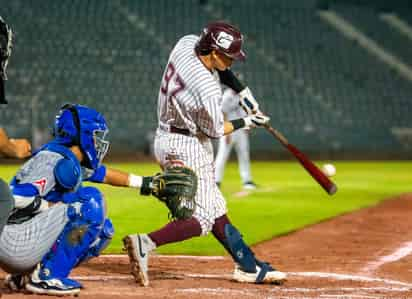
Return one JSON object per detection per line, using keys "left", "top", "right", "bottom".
{"left": 123, "top": 234, "right": 151, "bottom": 287}
{"left": 233, "top": 261, "right": 287, "bottom": 284}
{"left": 4, "top": 273, "right": 28, "bottom": 291}
{"left": 25, "top": 266, "right": 81, "bottom": 296}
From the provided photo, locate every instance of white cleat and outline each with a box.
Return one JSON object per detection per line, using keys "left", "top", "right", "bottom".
{"left": 233, "top": 264, "right": 287, "bottom": 284}
{"left": 123, "top": 234, "right": 150, "bottom": 287}
{"left": 25, "top": 266, "right": 82, "bottom": 296}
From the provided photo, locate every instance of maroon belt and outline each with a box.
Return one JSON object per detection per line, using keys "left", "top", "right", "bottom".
{"left": 170, "top": 126, "right": 191, "bottom": 136}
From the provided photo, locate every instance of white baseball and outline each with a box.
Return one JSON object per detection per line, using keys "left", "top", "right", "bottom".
{"left": 322, "top": 163, "right": 336, "bottom": 177}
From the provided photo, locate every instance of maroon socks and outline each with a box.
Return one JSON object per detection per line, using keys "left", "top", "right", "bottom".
{"left": 211, "top": 214, "right": 231, "bottom": 244}
{"left": 148, "top": 217, "right": 202, "bottom": 247}
{"left": 148, "top": 214, "right": 233, "bottom": 251}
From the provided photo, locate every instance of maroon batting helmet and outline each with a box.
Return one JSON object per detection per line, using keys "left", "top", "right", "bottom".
{"left": 195, "top": 21, "right": 246, "bottom": 61}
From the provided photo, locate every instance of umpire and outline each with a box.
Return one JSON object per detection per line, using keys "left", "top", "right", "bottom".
{"left": 0, "top": 16, "right": 32, "bottom": 236}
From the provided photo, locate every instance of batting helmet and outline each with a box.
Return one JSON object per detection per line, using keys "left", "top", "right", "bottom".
{"left": 195, "top": 21, "right": 246, "bottom": 61}
{"left": 53, "top": 104, "right": 109, "bottom": 170}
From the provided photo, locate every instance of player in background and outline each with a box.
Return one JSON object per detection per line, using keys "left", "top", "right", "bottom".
{"left": 215, "top": 88, "right": 257, "bottom": 190}
{"left": 0, "top": 16, "right": 32, "bottom": 238}
{"left": 123, "top": 21, "right": 286, "bottom": 287}
{"left": 0, "top": 104, "right": 163, "bottom": 296}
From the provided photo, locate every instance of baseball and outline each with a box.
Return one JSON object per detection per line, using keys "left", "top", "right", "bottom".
{"left": 322, "top": 163, "right": 336, "bottom": 177}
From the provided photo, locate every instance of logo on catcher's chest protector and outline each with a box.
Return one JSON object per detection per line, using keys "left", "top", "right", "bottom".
{"left": 33, "top": 178, "right": 47, "bottom": 193}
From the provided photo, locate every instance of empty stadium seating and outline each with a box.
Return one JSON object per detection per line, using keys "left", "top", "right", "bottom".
{"left": 0, "top": 0, "right": 411, "bottom": 157}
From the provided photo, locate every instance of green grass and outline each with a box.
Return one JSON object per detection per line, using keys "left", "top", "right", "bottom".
{"left": 1, "top": 161, "right": 411, "bottom": 255}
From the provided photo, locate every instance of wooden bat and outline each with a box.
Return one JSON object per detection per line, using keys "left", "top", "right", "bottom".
{"left": 264, "top": 124, "right": 337, "bottom": 195}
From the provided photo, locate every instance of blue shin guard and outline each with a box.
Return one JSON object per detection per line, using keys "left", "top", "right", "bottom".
{"left": 34, "top": 186, "right": 106, "bottom": 282}
{"left": 224, "top": 224, "right": 257, "bottom": 273}
{"left": 76, "top": 218, "right": 114, "bottom": 266}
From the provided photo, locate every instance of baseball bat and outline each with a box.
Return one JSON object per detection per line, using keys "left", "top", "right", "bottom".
{"left": 264, "top": 124, "right": 337, "bottom": 195}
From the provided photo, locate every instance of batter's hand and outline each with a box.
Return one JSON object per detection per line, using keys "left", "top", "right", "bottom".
{"left": 244, "top": 113, "right": 270, "bottom": 129}
{"left": 239, "top": 87, "right": 259, "bottom": 115}
{"left": 9, "top": 138, "right": 32, "bottom": 158}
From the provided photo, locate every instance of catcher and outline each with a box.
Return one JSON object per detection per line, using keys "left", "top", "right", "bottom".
{"left": 0, "top": 103, "right": 194, "bottom": 296}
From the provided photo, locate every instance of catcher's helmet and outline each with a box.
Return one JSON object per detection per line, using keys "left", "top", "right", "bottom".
{"left": 53, "top": 104, "right": 109, "bottom": 170}
{"left": 195, "top": 21, "right": 246, "bottom": 61}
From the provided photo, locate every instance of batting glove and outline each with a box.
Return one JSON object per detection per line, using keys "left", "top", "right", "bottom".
{"left": 243, "top": 113, "right": 270, "bottom": 129}
{"left": 239, "top": 87, "right": 259, "bottom": 115}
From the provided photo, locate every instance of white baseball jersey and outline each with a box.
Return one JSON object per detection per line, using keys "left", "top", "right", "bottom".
{"left": 215, "top": 89, "right": 253, "bottom": 184}
{"left": 155, "top": 35, "right": 227, "bottom": 234}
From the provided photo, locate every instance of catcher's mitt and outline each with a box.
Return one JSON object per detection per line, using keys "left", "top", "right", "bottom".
{"left": 141, "top": 166, "right": 197, "bottom": 219}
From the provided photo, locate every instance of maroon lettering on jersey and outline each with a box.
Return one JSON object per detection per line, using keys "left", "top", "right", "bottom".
{"left": 160, "top": 62, "right": 186, "bottom": 100}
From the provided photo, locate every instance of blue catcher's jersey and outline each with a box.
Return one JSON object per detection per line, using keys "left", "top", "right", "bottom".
{"left": 8, "top": 142, "right": 107, "bottom": 223}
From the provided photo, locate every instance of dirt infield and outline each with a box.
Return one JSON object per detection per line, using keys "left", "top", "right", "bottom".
{"left": 2, "top": 194, "right": 412, "bottom": 298}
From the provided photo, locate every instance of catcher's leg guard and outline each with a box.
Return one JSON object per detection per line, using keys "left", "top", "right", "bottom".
{"left": 76, "top": 218, "right": 114, "bottom": 266}
{"left": 224, "top": 224, "right": 257, "bottom": 273}
{"left": 26, "top": 186, "right": 106, "bottom": 296}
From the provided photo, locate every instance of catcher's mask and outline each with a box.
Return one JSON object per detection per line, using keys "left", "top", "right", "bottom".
{"left": 53, "top": 104, "right": 110, "bottom": 170}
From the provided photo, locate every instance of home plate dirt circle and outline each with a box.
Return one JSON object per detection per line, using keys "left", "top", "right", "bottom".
{"left": 1, "top": 194, "right": 412, "bottom": 298}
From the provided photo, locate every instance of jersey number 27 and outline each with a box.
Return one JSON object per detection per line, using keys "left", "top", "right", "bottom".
{"left": 160, "top": 62, "right": 185, "bottom": 100}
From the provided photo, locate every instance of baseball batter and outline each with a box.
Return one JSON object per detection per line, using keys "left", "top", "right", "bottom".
{"left": 123, "top": 21, "right": 286, "bottom": 286}
{"left": 0, "top": 104, "right": 162, "bottom": 296}
{"left": 215, "top": 88, "right": 257, "bottom": 190}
